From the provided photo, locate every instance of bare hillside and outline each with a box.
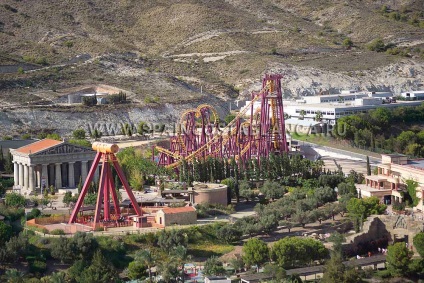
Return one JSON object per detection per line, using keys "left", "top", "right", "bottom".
{"left": 0, "top": 0, "right": 423, "bottom": 135}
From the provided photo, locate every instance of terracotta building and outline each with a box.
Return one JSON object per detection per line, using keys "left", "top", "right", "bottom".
{"left": 155, "top": 206, "right": 197, "bottom": 227}
{"left": 356, "top": 154, "right": 424, "bottom": 210}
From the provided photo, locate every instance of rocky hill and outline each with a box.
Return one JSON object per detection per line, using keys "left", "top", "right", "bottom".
{"left": 0, "top": 0, "right": 423, "bottom": 136}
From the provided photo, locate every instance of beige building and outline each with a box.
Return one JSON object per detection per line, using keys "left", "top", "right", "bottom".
{"left": 10, "top": 139, "right": 96, "bottom": 193}
{"left": 155, "top": 206, "right": 197, "bottom": 227}
{"left": 191, "top": 182, "right": 228, "bottom": 206}
{"left": 357, "top": 154, "right": 424, "bottom": 210}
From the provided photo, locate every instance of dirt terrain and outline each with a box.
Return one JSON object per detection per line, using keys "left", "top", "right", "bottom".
{"left": 0, "top": 0, "right": 423, "bottom": 136}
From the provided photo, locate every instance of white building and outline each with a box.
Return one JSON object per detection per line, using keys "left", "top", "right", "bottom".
{"left": 240, "top": 90, "right": 422, "bottom": 125}
{"left": 400, "top": 91, "right": 424, "bottom": 100}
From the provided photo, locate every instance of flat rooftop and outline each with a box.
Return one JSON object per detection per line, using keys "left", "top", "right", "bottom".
{"left": 284, "top": 100, "right": 423, "bottom": 109}
{"left": 356, "top": 184, "right": 392, "bottom": 193}
{"left": 407, "top": 159, "right": 424, "bottom": 170}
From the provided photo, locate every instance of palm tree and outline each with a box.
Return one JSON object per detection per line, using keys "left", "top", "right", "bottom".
{"left": 172, "top": 246, "right": 192, "bottom": 283}
{"left": 49, "top": 272, "right": 66, "bottom": 283}
{"left": 4, "top": 269, "right": 25, "bottom": 283}
{"left": 136, "top": 249, "right": 155, "bottom": 283}
{"left": 315, "top": 110, "right": 323, "bottom": 122}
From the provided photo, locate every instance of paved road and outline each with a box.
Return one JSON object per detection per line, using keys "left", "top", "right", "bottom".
{"left": 295, "top": 139, "right": 381, "bottom": 163}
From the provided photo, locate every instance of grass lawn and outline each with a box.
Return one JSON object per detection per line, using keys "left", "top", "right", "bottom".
{"left": 188, "top": 242, "right": 235, "bottom": 259}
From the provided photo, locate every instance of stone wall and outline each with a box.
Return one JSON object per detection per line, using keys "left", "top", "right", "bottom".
{"left": 344, "top": 214, "right": 423, "bottom": 255}
{"left": 156, "top": 210, "right": 197, "bottom": 226}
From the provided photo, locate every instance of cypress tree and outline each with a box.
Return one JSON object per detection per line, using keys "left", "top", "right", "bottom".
{"left": 366, "top": 156, "right": 371, "bottom": 176}
{"left": 0, "top": 146, "right": 4, "bottom": 171}
{"left": 4, "top": 152, "right": 13, "bottom": 173}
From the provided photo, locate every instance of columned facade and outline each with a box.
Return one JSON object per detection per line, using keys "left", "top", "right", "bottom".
{"left": 10, "top": 139, "right": 96, "bottom": 193}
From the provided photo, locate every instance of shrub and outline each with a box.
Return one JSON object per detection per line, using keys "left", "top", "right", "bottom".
{"left": 366, "top": 38, "right": 387, "bottom": 52}
{"left": 342, "top": 38, "right": 353, "bottom": 48}
{"left": 29, "top": 259, "right": 47, "bottom": 275}
{"left": 50, "top": 229, "right": 65, "bottom": 235}
{"left": 64, "top": 40, "right": 74, "bottom": 48}
{"left": 5, "top": 192, "right": 26, "bottom": 207}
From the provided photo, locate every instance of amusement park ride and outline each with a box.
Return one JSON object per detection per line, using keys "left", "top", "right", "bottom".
{"left": 68, "top": 74, "right": 287, "bottom": 227}
{"left": 154, "top": 73, "right": 289, "bottom": 169}
{"left": 68, "top": 142, "right": 142, "bottom": 226}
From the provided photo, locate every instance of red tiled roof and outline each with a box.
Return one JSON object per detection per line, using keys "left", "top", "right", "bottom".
{"left": 15, "top": 139, "right": 63, "bottom": 155}
{"left": 161, "top": 206, "right": 196, "bottom": 214}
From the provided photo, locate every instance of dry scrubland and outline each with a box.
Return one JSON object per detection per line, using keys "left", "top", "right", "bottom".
{"left": 0, "top": 0, "right": 423, "bottom": 135}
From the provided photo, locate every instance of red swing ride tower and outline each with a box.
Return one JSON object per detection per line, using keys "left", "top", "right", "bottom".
{"left": 68, "top": 142, "right": 142, "bottom": 227}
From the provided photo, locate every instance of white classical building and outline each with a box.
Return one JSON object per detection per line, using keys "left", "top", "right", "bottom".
{"left": 10, "top": 139, "right": 96, "bottom": 193}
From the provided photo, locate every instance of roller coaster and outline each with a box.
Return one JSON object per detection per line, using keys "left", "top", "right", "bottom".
{"left": 154, "top": 74, "right": 289, "bottom": 169}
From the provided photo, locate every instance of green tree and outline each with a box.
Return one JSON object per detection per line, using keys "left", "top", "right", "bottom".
{"left": 4, "top": 151, "right": 13, "bottom": 174}
{"left": 157, "top": 229, "right": 187, "bottom": 252}
{"left": 315, "top": 110, "right": 323, "bottom": 122}
{"left": 239, "top": 180, "right": 256, "bottom": 202}
{"left": 5, "top": 193, "right": 26, "bottom": 207}
{"left": 204, "top": 256, "right": 226, "bottom": 276}
{"left": 366, "top": 156, "right": 371, "bottom": 176}
{"left": 260, "top": 180, "right": 285, "bottom": 200}
{"left": 72, "top": 129, "right": 86, "bottom": 139}
{"left": 322, "top": 232, "right": 361, "bottom": 282}
{"left": 242, "top": 238, "right": 269, "bottom": 270}
{"left": 50, "top": 237, "right": 75, "bottom": 263}
{"left": 271, "top": 237, "right": 328, "bottom": 269}
{"left": 337, "top": 182, "right": 357, "bottom": 196}
{"left": 172, "top": 245, "right": 191, "bottom": 283}
{"left": 313, "top": 186, "right": 337, "bottom": 206}
{"left": 405, "top": 179, "right": 420, "bottom": 207}
{"left": 366, "top": 38, "right": 387, "bottom": 52}
{"left": 263, "top": 263, "right": 286, "bottom": 281}
{"left": 342, "top": 38, "right": 353, "bottom": 49}
{"left": 3, "top": 268, "right": 25, "bottom": 283}
{"left": 4, "top": 233, "right": 29, "bottom": 263}
{"left": 216, "top": 224, "right": 242, "bottom": 244}
{"left": 48, "top": 271, "right": 66, "bottom": 283}
{"left": 413, "top": 232, "right": 424, "bottom": 258}
{"left": 386, "top": 242, "right": 413, "bottom": 276}
{"left": 157, "top": 258, "right": 179, "bottom": 282}
{"left": 72, "top": 232, "right": 98, "bottom": 260}
{"left": 347, "top": 196, "right": 386, "bottom": 232}
{"left": 127, "top": 260, "right": 147, "bottom": 280}
{"left": 0, "top": 221, "right": 12, "bottom": 245}
{"left": 230, "top": 257, "right": 245, "bottom": 273}
{"left": 67, "top": 260, "right": 88, "bottom": 283}
{"left": 135, "top": 249, "right": 156, "bottom": 283}
{"left": 81, "top": 250, "right": 118, "bottom": 283}
{"left": 46, "top": 133, "right": 61, "bottom": 140}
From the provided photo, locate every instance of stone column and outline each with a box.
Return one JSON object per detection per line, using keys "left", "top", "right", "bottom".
{"left": 29, "top": 165, "right": 35, "bottom": 191}
{"left": 55, "top": 163, "right": 62, "bottom": 189}
{"left": 13, "top": 162, "right": 18, "bottom": 186}
{"left": 81, "top": 161, "right": 88, "bottom": 183}
{"left": 68, "top": 162, "right": 75, "bottom": 188}
{"left": 41, "top": 164, "right": 49, "bottom": 190}
{"left": 19, "top": 163, "right": 24, "bottom": 187}
{"left": 36, "top": 167, "right": 41, "bottom": 188}
{"left": 23, "top": 165, "right": 29, "bottom": 189}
